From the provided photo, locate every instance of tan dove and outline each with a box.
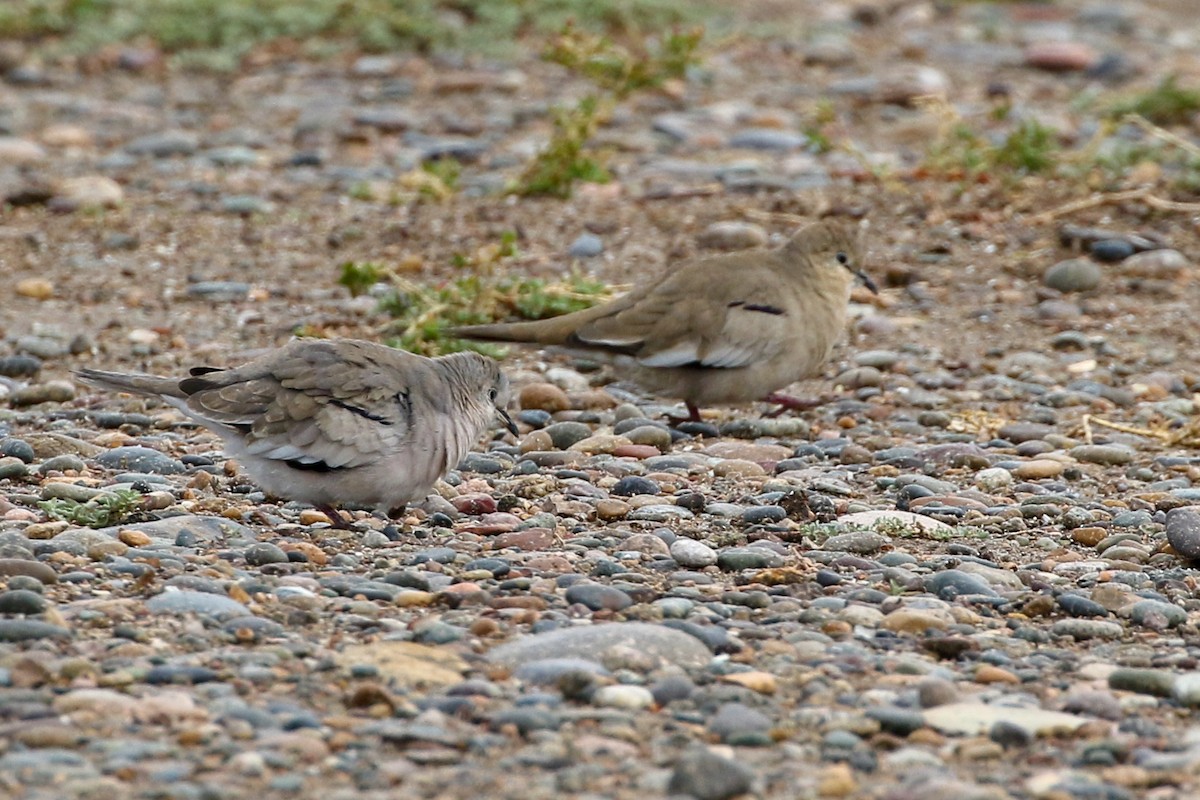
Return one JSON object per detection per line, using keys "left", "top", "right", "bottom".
{"left": 455, "top": 218, "right": 876, "bottom": 420}
{"left": 75, "top": 339, "right": 516, "bottom": 527}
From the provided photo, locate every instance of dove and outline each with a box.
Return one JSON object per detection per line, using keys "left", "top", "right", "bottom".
{"left": 75, "top": 338, "right": 517, "bottom": 528}
{"left": 454, "top": 218, "right": 877, "bottom": 421}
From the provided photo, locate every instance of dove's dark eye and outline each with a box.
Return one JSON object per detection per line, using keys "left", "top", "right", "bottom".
{"left": 488, "top": 388, "right": 498, "bottom": 402}
{"left": 835, "top": 251, "right": 849, "bottom": 265}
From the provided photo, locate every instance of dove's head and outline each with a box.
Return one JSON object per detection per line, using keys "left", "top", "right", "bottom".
{"left": 786, "top": 218, "right": 877, "bottom": 295}
{"left": 449, "top": 352, "right": 517, "bottom": 435}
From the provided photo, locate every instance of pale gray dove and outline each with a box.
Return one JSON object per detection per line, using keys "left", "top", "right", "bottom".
{"left": 455, "top": 218, "right": 876, "bottom": 420}
{"left": 75, "top": 338, "right": 516, "bottom": 527}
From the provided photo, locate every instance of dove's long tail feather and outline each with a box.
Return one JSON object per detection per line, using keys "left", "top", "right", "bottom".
{"left": 74, "top": 368, "right": 186, "bottom": 399}
{"left": 453, "top": 303, "right": 616, "bottom": 345}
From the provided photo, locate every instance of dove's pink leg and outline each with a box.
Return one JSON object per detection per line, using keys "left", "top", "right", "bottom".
{"left": 762, "top": 392, "right": 832, "bottom": 417}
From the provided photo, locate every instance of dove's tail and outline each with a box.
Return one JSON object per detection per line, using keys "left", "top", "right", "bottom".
{"left": 74, "top": 368, "right": 186, "bottom": 399}
{"left": 452, "top": 304, "right": 614, "bottom": 346}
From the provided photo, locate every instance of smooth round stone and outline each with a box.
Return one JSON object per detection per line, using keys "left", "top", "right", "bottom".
{"left": 1051, "top": 619, "right": 1124, "bottom": 640}
{"left": 544, "top": 421, "right": 593, "bottom": 450}
{"left": 1090, "top": 239, "right": 1134, "bottom": 263}
{"left": 0, "top": 438, "right": 35, "bottom": 463}
{"left": 822, "top": 531, "right": 889, "bottom": 554}
{"left": 1013, "top": 459, "right": 1064, "bottom": 479}
{"left": 457, "top": 453, "right": 506, "bottom": 473}
{"left": 866, "top": 707, "right": 925, "bottom": 736}
{"left": 924, "top": 570, "right": 998, "bottom": 598}
{"left": 1069, "top": 444, "right": 1134, "bottom": 465}
{"left": 651, "top": 674, "right": 695, "bottom": 705}
{"left": 519, "top": 383, "right": 570, "bottom": 412}
{"left": 564, "top": 583, "right": 633, "bottom": 611}
{"left": 624, "top": 425, "right": 672, "bottom": 451}
{"left": 975, "top": 467, "right": 1013, "bottom": 491}
{"left": 146, "top": 591, "right": 251, "bottom": 620}
{"left": 728, "top": 128, "right": 806, "bottom": 150}
{"left": 243, "top": 543, "right": 289, "bottom": 566}
{"left": 741, "top": 506, "right": 786, "bottom": 525}
{"left": 516, "top": 409, "right": 552, "bottom": 428}
{"left": 1108, "top": 668, "right": 1177, "bottom": 697}
{"left": 668, "top": 749, "right": 756, "bottom": 800}
{"left": 94, "top": 446, "right": 185, "bottom": 474}
{"left": 670, "top": 538, "right": 718, "bottom": 568}
{"left": 39, "top": 454, "right": 86, "bottom": 473}
{"left": 0, "top": 559, "right": 57, "bottom": 584}
{"left": 1044, "top": 258, "right": 1102, "bottom": 292}
{"left": 629, "top": 505, "right": 694, "bottom": 522}
{"left": 716, "top": 547, "right": 784, "bottom": 571}
{"left": 567, "top": 233, "right": 604, "bottom": 258}
{"left": 0, "top": 456, "right": 28, "bottom": 480}
{"left": 655, "top": 597, "right": 695, "bottom": 618}
{"left": 917, "top": 677, "right": 959, "bottom": 708}
{"left": 6, "top": 575, "right": 43, "bottom": 593}
{"left": 1057, "top": 593, "right": 1109, "bottom": 618}
{"left": 696, "top": 220, "right": 768, "bottom": 250}
{"left": 1129, "top": 599, "right": 1186, "bottom": 628}
{"left": 1173, "top": 674, "right": 1200, "bottom": 707}
{"left": 707, "top": 702, "right": 772, "bottom": 742}
{"left": 1165, "top": 508, "right": 1200, "bottom": 560}
{"left": 592, "top": 684, "right": 654, "bottom": 710}
{"left": 0, "top": 589, "right": 48, "bottom": 614}
{"left": 612, "top": 476, "right": 660, "bottom": 497}
{"left": 0, "top": 619, "right": 69, "bottom": 646}
{"left": 989, "top": 719, "right": 1033, "bottom": 748}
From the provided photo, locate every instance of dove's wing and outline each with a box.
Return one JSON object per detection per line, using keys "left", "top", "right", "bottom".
{"left": 179, "top": 340, "right": 431, "bottom": 470}
{"left": 572, "top": 257, "right": 794, "bottom": 370}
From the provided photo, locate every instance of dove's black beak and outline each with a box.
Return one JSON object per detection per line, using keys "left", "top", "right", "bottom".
{"left": 856, "top": 270, "right": 879, "bottom": 295}
{"left": 498, "top": 408, "right": 518, "bottom": 436}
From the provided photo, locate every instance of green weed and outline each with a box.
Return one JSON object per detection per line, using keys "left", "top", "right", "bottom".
{"left": 1110, "top": 76, "right": 1200, "bottom": 126}
{"left": 40, "top": 488, "right": 145, "bottom": 529}
{"left": 515, "top": 24, "right": 703, "bottom": 197}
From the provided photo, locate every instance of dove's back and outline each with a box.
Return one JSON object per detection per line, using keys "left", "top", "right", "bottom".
{"left": 76, "top": 339, "right": 509, "bottom": 512}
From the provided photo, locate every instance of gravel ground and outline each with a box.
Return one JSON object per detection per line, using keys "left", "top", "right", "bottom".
{"left": 4, "top": 2, "right": 1200, "bottom": 799}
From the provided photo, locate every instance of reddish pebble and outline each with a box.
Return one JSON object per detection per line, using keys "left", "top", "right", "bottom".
{"left": 1024, "top": 41, "right": 1099, "bottom": 72}
{"left": 612, "top": 444, "right": 660, "bottom": 460}
{"left": 452, "top": 492, "right": 498, "bottom": 515}
{"left": 461, "top": 512, "right": 521, "bottom": 534}
{"left": 490, "top": 527, "right": 557, "bottom": 550}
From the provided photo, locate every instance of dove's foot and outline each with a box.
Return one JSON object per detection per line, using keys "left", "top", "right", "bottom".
{"left": 762, "top": 392, "right": 833, "bottom": 417}
{"left": 315, "top": 504, "right": 354, "bottom": 530}
{"left": 665, "top": 401, "right": 705, "bottom": 424}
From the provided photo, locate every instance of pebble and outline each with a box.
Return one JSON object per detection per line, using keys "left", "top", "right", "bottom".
{"left": 567, "top": 233, "right": 604, "bottom": 258}
{"left": 696, "top": 221, "right": 768, "bottom": 250}
{"left": 668, "top": 749, "right": 757, "bottom": 800}
{"left": 1044, "top": 258, "right": 1102, "bottom": 292}
{"left": 94, "top": 446, "right": 185, "bottom": 474}
{"left": 1165, "top": 507, "right": 1200, "bottom": 560}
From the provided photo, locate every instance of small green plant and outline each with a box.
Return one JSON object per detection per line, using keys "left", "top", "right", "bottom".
{"left": 921, "top": 101, "right": 1060, "bottom": 181}
{"left": 1111, "top": 76, "right": 1200, "bottom": 126}
{"left": 337, "top": 261, "right": 385, "bottom": 297}
{"left": 516, "top": 23, "right": 703, "bottom": 197}
{"left": 421, "top": 157, "right": 461, "bottom": 193}
{"left": 516, "top": 97, "right": 612, "bottom": 198}
{"left": 992, "top": 119, "right": 1058, "bottom": 174}
{"left": 40, "top": 488, "right": 145, "bottom": 529}
{"left": 383, "top": 272, "right": 610, "bottom": 355}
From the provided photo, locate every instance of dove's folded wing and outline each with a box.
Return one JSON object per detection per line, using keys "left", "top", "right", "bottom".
{"left": 179, "top": 341, "right": 422, "bottom": 471}
{"left": 572, "top": 270, "right": 791, "bottom": 370}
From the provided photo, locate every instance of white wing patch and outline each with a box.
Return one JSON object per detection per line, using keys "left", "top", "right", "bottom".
{"left": 638, "top": 341, "right": 703, "bottom": 368}
{"left": 699, "top": 343, "right": 760, "bottom": 369}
